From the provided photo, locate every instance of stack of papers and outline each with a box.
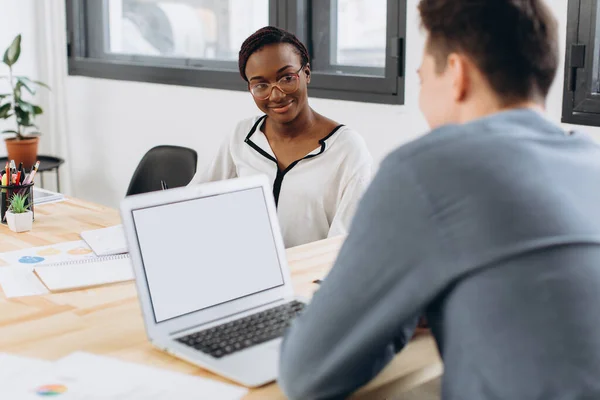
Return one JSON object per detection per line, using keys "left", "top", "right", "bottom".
{"left": 0, "top": 352, "right": 248, "bottom": 399}
{"left": 33, "top": 187, "right": 65, "bottom": 205}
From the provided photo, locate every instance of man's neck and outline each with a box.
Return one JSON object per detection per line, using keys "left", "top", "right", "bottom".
{"left": 459, "top": 97, "right": 544, "bottom": 125}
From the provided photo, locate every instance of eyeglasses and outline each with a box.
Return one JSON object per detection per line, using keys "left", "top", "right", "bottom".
{"left": 248, "top": 64, "right": 305, "bottom": 100}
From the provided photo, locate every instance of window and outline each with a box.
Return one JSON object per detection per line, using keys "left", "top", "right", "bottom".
{"left": 66, "top": 0, "right": 406, "bottom": 104}
{"left": 103, "top": 0, "right": 269, "bottom": 63}
{"left": 563, "top": 0, "right": 600, "bottom": 126}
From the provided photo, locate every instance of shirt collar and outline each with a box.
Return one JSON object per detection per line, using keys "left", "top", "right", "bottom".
{"left": 244, "top": 115, "right": 345, "bottom": 161}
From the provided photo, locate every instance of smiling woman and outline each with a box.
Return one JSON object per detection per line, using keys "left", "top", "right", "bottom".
{"left": 189, "top": 26, "right": 373, "bottom": 248}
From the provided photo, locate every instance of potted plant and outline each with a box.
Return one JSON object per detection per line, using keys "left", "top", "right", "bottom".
{"left": 0, "top": 34, "right": 49, "bottom": 168}
{"left": 6, "top": 193, "right": 33, "bottom": 233}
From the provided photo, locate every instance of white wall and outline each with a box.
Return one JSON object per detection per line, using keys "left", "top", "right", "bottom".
{"left": 51, "top": 1, "right": 600, "bottom": 207}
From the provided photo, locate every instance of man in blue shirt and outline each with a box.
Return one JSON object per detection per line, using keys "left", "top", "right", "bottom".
{"left": 279, "top": 1, "right": 600, "bottom": 399}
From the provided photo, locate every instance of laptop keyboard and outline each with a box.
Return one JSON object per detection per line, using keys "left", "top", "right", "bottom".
{"left": 176, "top": 300, "right": 305, "bottom": 359}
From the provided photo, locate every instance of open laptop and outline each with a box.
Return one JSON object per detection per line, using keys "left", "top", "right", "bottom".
{"left": 120, "top": 175, "right": 305, "bottom": 387}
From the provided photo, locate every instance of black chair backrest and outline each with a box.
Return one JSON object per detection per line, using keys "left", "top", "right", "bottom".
{"left": 126, "top": 145, "right": 198, "bottom": 196}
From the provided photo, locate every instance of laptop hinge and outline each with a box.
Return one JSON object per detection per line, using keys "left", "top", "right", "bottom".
{"left": 169, "top": 298, "right": 285, "bottom": 336}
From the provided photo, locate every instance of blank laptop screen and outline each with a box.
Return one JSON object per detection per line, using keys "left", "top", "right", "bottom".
{"left": 131, "top": 187, "right": 285, "bottom": 323}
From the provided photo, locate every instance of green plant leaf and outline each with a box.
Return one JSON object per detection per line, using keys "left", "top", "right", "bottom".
{"left": 32, "top": 105, "right": 42, "bottom": 115}
{"left": 14, "top": 82, "right": 24, "bottom": 97}
{"left": 33, "top": 80, "right": 50, "bottom": 90}
{"left": 17, "top": 99, "right": 33, "bottom": 113}
{"left": 16, "top": 78, "right": 35, "bottom": 95}
{"left": 14, "top": 105, "right": 32, "bottom": 126}
{"left": 14, "top": 103, "right": 27, "bottom": 114}
{"left": 9, "top": 193, "right": 30, "bottom": 213}
{"left": 12, "top": 84, "right": 21, "bottom": 102}
{"left": 0, "top": 103, "right": 11, "bottom": 118}
{"left": 3, "top": 34, "right": 21, "bottom": 66}
{"left": 1, "top": 129, "right": 18, "bottom": 135}
{"left": 16, "top": 76, "right": 49, "bottom": 90}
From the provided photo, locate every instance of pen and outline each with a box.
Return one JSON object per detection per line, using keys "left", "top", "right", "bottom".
{"left": 17, "top": 162, "right": 24, "bottom": 184}
{"left": 23, "top": 160, "right": 40, "bottom": 185}
{"left": 160, "top": 180, "right": 168, "bottom": 190}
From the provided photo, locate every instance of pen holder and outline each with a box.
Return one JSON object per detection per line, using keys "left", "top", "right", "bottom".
{"left": 0, "top": 182, "right": 34, "bottom": 224}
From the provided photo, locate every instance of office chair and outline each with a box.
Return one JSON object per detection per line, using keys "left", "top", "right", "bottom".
{"left": 126, "top": 145, "right": 198, "bottom": 196}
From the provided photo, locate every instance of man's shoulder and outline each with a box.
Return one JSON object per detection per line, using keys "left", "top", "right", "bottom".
{"left": 383, "top": 110, "right": 579, "bottom": 169}
{"left": 382, "top": 123, "right": 468, "bottom": 169}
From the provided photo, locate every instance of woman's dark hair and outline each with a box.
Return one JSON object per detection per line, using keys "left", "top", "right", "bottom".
{"left": 418, "top": 0, "right": 558, "bottom": 104}
{"left": 238, "top": 26, "right": 309, "bottom": 82}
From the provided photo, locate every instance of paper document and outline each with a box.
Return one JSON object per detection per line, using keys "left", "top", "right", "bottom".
{"left": 0, "top": 240, "right": 96, "bottom": 267}
{"left": 80, "top": 225, "right": 128, "bottom": 256}
{"left": 0, "top": 353, "right": 53, "bottom": 385}
{"left": 1, "top": 352, "right": 248, "bottom": 400}
{"left": 33, "top": 187, "right": 65, "bottom": 205}
{"left": 0, "top": 266, "right": 49, "bottom": 297}
{"left": 0, "top": 241, "right": 101, "bottom": 298}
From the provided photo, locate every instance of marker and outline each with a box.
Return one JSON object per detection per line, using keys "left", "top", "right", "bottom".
{"left": 17, "top": 162, "right": 24, "bottom": 184}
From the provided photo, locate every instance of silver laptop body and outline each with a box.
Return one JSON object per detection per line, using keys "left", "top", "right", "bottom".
{"left": 120, "top": 175, "right": 304, "bottom": 387}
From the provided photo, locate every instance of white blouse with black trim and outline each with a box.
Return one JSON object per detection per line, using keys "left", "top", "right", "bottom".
{"left": 189, "top": 115, "right": 373, "bottom": 248}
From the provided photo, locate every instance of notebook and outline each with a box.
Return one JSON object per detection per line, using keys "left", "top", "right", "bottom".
{"left": 33, "top": 254, "right": 133, "bottom": 292}
{"left": 80, "top": 225, "right": 128, "bottom": 256}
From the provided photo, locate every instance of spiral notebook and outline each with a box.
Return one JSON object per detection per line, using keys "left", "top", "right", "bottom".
{"left": 33, "top": 254, "right": 134, "bottom": 292}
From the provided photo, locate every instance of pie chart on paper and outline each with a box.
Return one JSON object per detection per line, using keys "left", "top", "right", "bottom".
{"left": 37, "top": 248, "right": 61, "bottom": 256}
{"left": 67, "top": 247, "right": 93, "bottom": 255}
{"left": 35, "top": 384, "right": 68, "bottom": 396}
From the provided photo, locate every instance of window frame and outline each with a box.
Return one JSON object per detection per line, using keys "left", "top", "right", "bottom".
{"left": 307, "top": 0, "right": 400, "bottom": 95}
{"left": 562, "top": 0, "right": 600, "bottom": 126}
{"left": 66, "top": 0, "right": 406, "bottom": 104}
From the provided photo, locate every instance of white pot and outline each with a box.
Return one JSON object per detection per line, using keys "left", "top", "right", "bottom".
{"left": 6, "top": 210, "right": 33, "bottom": 233}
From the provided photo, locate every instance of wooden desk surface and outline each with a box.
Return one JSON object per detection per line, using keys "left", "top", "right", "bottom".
{"left": 0, "top": 198, "right": 442, "bottom": 399}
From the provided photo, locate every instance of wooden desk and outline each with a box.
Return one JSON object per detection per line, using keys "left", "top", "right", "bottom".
{"left": 0, "top": 198, "right": 442, "bottom": 399}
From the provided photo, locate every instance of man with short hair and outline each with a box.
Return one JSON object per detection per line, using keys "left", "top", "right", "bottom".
{"left": 278, "top": 1, "right": 600, "bottom": 399}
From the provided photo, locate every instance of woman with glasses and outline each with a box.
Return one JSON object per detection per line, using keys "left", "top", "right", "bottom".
{"left": 190, "top": 26, "right": 372, "bottom": 248}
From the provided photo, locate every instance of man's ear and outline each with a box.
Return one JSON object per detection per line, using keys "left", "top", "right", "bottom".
{"left": 447, "top": 53, "right": 468, "bottom": 102}
{"left": 304, "top": 63, "right": 311, "bottom": 84}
